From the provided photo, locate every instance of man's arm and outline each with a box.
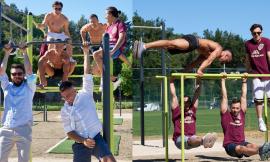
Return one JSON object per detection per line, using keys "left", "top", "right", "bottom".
{"left": 110, "top": 32, "right": 126, "bottom": 56}
{"left": 81, "top": 45, "right": 93, "bottom": 93}
{"left": 0, "top": 45, "right": 12, "bottom": 75}
{"left": 241, "top": 73, "right": 248, "bottom": 113}
{"left": 80, "top": 24, "right": 90, "bottom": 44}
{"left": 183, "top": 55, "right": 205, "bottom": 72}
{"left": 36, "top": 13, "right": 49, "bottom": 30}
{"left": 169, "top": 79, "right": 179, "bottom": 109}
{"left": 20, "top": 44, "right": 32, "bottom": 75}
{"left": 63, "top": 17, "right": 71, "bottom": 38}
{"left": 191, "top": 78, "right": 201, "bottom": 108}
{"left": 220, "top": 73, "right": 228, "bottom": 114}
{"left": 197, "top": 42, "right": 222, "bottom": 76}
{"left": 245, "top": 55, "right": 252, "bottom": 72}
{"left": 67, "top": 131, "right": 95, "bottom": 149}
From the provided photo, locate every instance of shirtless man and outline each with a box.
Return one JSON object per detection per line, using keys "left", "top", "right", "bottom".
{"left": 133, "top": 35, "right": 232, "bottom": 76}
{"left": 38, "top": 43, "right": 74, "bottom": 88}
{"left": 37, "top": 1, "right": 70, "bottom": 42}
{"left": 36, "top": 1, "right": 75, "bottom": 84}
{"left": 80, "top": 14, "right": 106, "bottom": 53}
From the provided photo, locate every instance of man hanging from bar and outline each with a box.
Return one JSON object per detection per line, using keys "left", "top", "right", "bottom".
{"left": 133, "top": 35, "right": 232, "bottom": 76}
{"left": 59, "top": 44, "right": 116, "bottom": 162}
{"left": 170, "top": 78, "right": 217, "bottom": 150}
{"left": 220, "top": 72, "right": 270, "bottom": 160}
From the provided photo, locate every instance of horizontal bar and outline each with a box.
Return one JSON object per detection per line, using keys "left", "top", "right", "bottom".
{"left": 2, "top": 13, "right": 28, "bottom": 32}
{"left": 131, "top": 25, "right": 162, "bottom": 30}
{"left": 156, "top": 75, "right": 167, "bottom": 79}
{"left": 172, "top": 73, "right": 270, "bottom": 78}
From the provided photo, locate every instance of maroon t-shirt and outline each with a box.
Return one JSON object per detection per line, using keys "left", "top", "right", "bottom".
{"left": 172, "top": 105, "right": 196, "bottom": 142}
{"left": 245, "top": 37, "right": 270, "bottom": 80}
{"left": 221, "top": 110, "right": 245, "bottom": 147}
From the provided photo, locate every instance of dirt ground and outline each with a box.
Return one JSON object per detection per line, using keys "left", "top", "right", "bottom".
{"left": 133, "top": 131, "right": 269, "bottom": 162}
{"left": 7, "top": 109, "right": 132, "bottom": 162}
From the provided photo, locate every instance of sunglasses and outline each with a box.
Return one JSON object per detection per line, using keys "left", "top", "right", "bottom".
{"left": 252, "top": 32, "right": 262, "bottom": 36}
{"left": 11, "top": 72, "right": 23, "bottom": 76}
{"left": 54, "top": 7, "right": 62, "bottom": 11}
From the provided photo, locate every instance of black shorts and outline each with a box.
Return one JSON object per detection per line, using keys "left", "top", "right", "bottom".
{"left": 224, "top": 142, "right": 250, "bottom": 158}
{"left": 90, "top": 46, "right": 101, "bottom": 53}
{"left": 168, "top": 34, "right": 199, "bottom": 54}
{"left": 53, "top": 68, "right": 63, "bottom": 78}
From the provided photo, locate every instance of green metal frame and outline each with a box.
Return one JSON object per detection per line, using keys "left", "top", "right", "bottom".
{"left": 156, "top": 76, "right": 169, "bottom": 162}
{"left": 170, "top": 73, "right": 269, "bottom": 162}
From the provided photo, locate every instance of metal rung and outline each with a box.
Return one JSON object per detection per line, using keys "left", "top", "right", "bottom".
{"left": 36, "top": 85, "right": 100, "bottom": 93}
{"left": 75, "top": 64, "right": 83, "bottom": 67}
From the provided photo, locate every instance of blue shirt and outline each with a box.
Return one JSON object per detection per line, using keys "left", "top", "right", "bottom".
{"left": 0, "top": 73, "right": 36, "bottom": 128}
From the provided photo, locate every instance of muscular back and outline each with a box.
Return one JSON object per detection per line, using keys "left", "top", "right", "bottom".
{"left": 43, "top": 12, "right": 69, "bottom": 33}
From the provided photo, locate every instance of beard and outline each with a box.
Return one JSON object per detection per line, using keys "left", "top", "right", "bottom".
{"left": 13, "top": 79, "right": 24, "bottom": 87}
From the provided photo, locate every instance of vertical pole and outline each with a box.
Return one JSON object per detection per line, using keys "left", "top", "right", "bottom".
{"left": 119, "top": 85, "right": 122, "bottom": 116}
{"left": 264, "top": 94, "right": 268, "bottom": 142}
{"left": 161, "top": 22, "right": 166, "bottom": 147}
{"left": 164, "top": 77, "right": 169, "bottom": 162}
{"left": 0, "top": 2, "right": 2, "bottom": 44}
{"left": 180, "top": 75, "right": 185, "bottom": 162}
{"left": 0, "top": 3, "right": 2, "bottom": 113}
{"left": 27, "top": 12, "right": 33, "bottom": 64}
{"left": 26, "top": 10, "right": 33, "bottom": 162}
{"left": 103, "top": 33, "right": 113, "bottom": 151}
{"left": 140, "top": 42, "right": 145, "bottom": 145}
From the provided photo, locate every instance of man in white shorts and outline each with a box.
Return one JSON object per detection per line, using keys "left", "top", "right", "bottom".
{"left": 245, "top": 24, "right": 270, "bottom": 132}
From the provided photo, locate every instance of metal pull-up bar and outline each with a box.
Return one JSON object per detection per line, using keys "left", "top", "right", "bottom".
{"left": 171, "top": 72, "right": 269, "bottom": 162}
{"left": 1, "top": 13, "right": 28, "bottom": 32}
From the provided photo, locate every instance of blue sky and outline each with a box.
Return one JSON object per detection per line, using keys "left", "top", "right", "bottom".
{"left": 5, "top": 0, "right": 132, "bottom": 23}
{"left": 4, "top": 0, "right": 270, "bottom": 40}
{"left": 133, "top": 0, "right": 270, "bottom": 40}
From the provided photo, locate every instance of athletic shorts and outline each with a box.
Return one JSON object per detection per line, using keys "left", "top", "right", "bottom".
{"left": 252, "top": 78, "right": 270, "bottom": 101}
{"left": 72, "top": 133, "right": 112, "bottom": 162}
{"left": 110, "top": 45, "right": 122, "bottom": 59}
{"left": 174, "top": 135, "right": 198, "bottom": 150}
{"left": 53, "top": 68, "right": 63, "bottom": 78}
{"left": 90, "top": 46, "right": 101, "bottom": 54}
{"left": 168, "top": 34, "right": 199, "bottom": 54}
{"left": 224, "top": 142, "right": 250, "bottom": 158}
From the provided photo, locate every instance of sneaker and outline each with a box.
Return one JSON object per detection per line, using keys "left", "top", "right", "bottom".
{"left": 259, "top": 119, "right": 267, "bottom": 132}
{"left": 259, "top": 142, "right": 270, "bottom": 161}
{"left": 112, "top": 77, "right": 122, "bottom": 91}
{"left": 132, "top": 40, "right": 145, "bottom": 59}
{"left": 202, "top": 133, "right": 218, "bottom": 148}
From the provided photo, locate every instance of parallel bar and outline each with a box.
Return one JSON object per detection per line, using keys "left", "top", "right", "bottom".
{"left": 180, "top": 75, "right": 185, "bottom": 161}
{"left": 172, "top": 73, "right": 270, "bottom": 78}
{"left": 156, "top": 76, "right": 169, "bottom": 162}
{"left": 2, "top": 13, "right": 28, "bottom": 32}
{"left": 264, "top": 94, "right": 268, "bottom": 142}
{"left": 132, "top": 25, "right": 162, "bottom": 30}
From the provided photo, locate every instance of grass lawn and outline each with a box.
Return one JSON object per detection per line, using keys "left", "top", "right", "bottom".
{"left": 49, "top": 135, "right": 121, "bottom": 155}
{"left": 133, "top": 108, "right": 265, "bottom": 137}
